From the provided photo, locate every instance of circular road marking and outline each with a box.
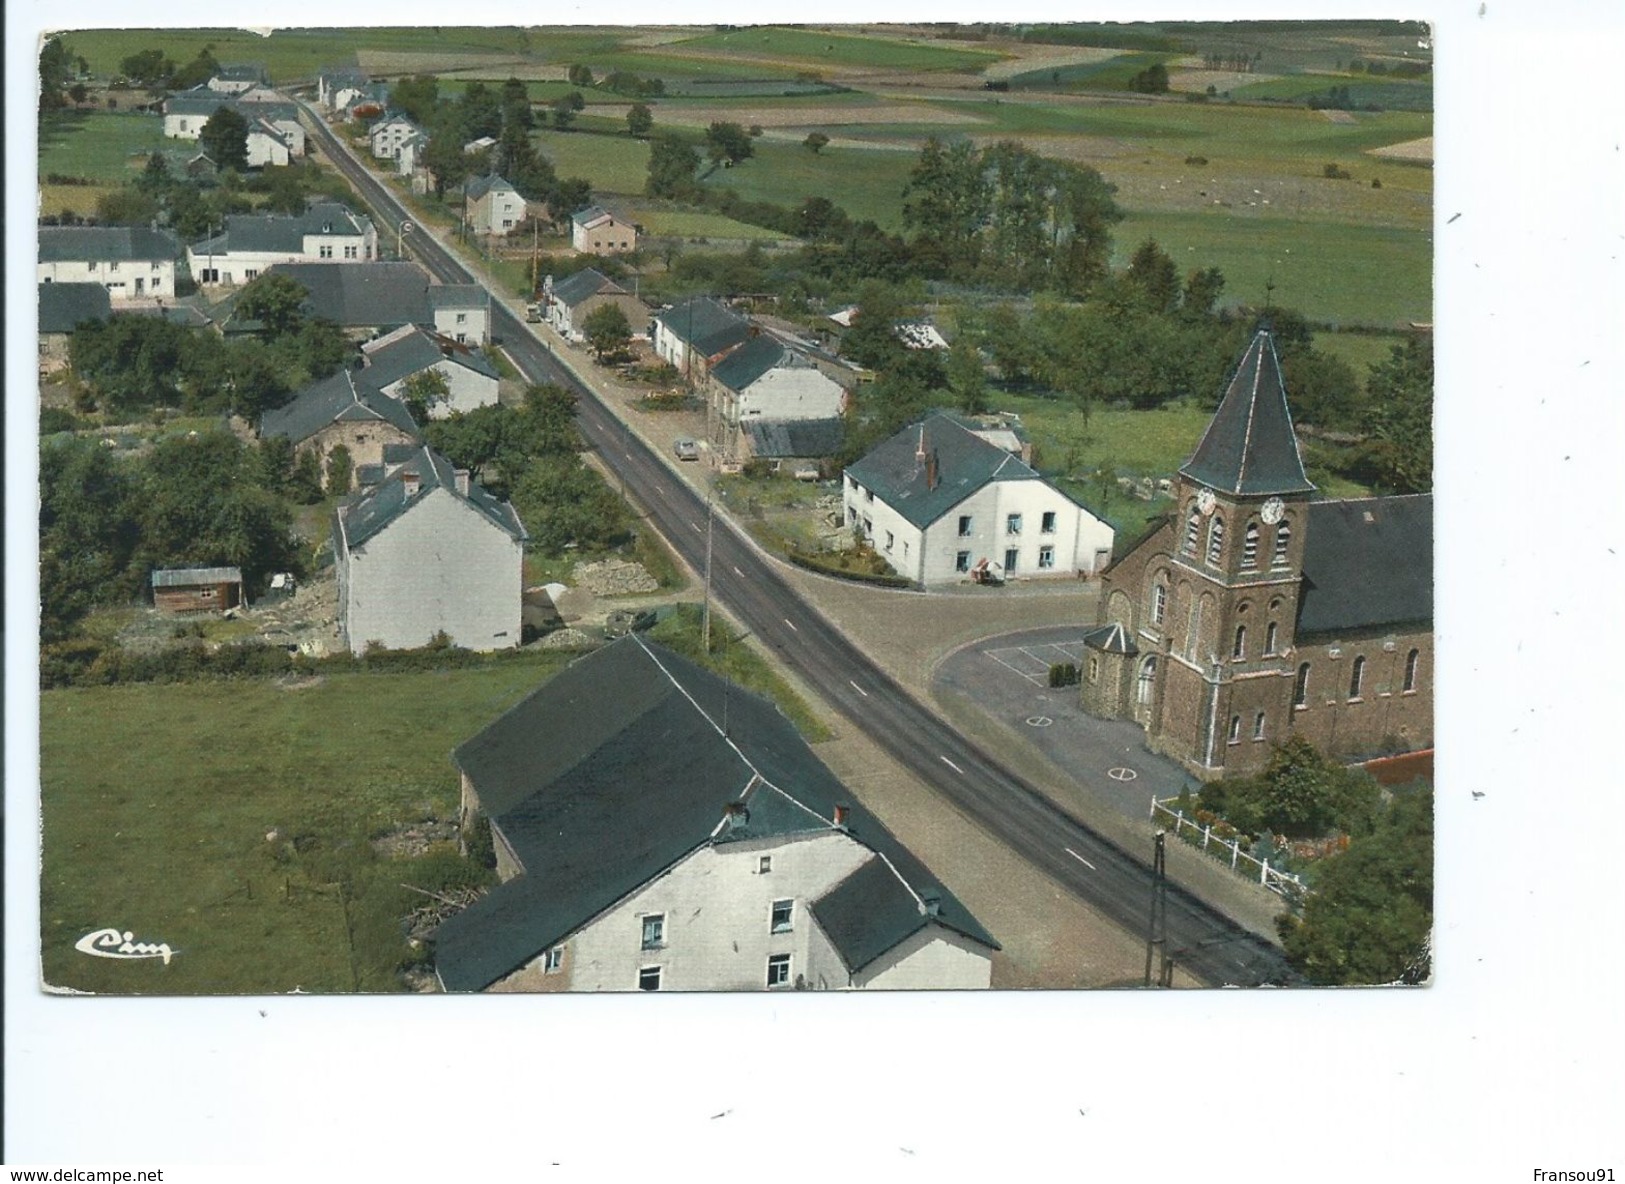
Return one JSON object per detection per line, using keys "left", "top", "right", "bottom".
{"left": 1107, "top": 767, "right": 1138, "bottom": 781}
{"left": 1025, "top": 716, "right": 1054, "bottom": 728}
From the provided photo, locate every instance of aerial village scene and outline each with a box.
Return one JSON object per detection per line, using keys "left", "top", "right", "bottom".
{"left": 35, "top": 20, "right": 1434, "bottom": 996}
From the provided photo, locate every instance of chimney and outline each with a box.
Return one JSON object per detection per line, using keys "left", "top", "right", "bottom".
{"left": 925, "top": 448, "right": 939, "bottom": 491}
{"left": 454, "top": 468, "right": 471, "bottom": 496}
{"left": 921, "top": 894, "right": 942, "bottom": 917}
{"left": 724, "top": 802, "right": 749, "bottom": 831}
{"left": 832, "top": 804, "right": 849, "bottom": 829}
{"left": 401, "top": 469, "right": 421, "bottom": 498}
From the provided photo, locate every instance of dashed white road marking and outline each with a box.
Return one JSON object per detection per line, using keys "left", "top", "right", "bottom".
{"left": 849, "top": 680, "right": 869, "bottom": 698}
{"left": 940, "top": 756, "right": 965, "bottom": 775}
{"left": 733, "top": 566, "right": 745, "bottom": 578}
{"left": 783, "top": 618, "right": 799, "bottom": 632}
{"left": 1064, "top": 847, "right": 1096, "bottom": 870}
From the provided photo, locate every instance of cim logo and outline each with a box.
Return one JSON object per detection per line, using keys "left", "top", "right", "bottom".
{"left": 74, "top": 927, "right": 176, "bottom": 965}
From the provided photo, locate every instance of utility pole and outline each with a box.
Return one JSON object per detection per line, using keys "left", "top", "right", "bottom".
{"left": 701, "top": 490, "right": 714, "bottom": 653}
{"left": 1144, "top": 829, "right": 1171, "bottom": 987}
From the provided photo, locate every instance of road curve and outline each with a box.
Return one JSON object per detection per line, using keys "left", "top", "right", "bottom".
{"left": 303, "top": 104, "right": 1298, "bottom": 988}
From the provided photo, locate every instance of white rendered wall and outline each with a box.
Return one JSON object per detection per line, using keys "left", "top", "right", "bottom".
{"left": 434, "top": 305, "right": 489, "bottom": 345}
{"left": 37, "top": 258, "right": 176, "bottom": 300}
{"left": 380, "top": 360, "right": 498, "bottom": 418}
{"left": 851, "top": 925, "right": 993, "bottom": 990}
{"left": 736, "top": 367, "right": 845, "bottom": 422}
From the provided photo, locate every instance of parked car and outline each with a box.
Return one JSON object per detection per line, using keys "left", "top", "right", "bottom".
{"left": 673, "top": 438, "right": 700, "bottom": 461}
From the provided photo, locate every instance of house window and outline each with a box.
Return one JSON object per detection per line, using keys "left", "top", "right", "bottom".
{"left": 344, "top": 245, "right": 358, "bottom": 259}
{"left": 1006, "top": 513, "right": 1023, "bottom": 535}
{"left": 1253, "top": 712, "right": 1267, "bottom": 741}
{"left": 503, "top": 219, "right": 514, "bottom": 229}
{"left": 1273, "top": 521, "right": 1292, "bottom": 566}
{"left": 863, "top": 517, "right": 872, "bottom": 535}
{"left": 638, "top": 966, "right": 661, "bottom": 991}
{"left": 1206, "top": 516, "right": 1225, "bottom": 566}
{"left": 770, "top": 900, "right": 793, "bottom": 934}
{"left": 847, "top": 509, "right": 857, "bottom": 527}
{"left": 1038, "top": 546, "right": 1055, "bottom": 569}
{"left": 955, "top": 551, "right": 970, "bottom": 573}
{"left": 1348, "top": 655, "right": 1366, "bottom": 700}
{"left": 641, "top": 914, "right": 665, "bottom": 950}
{"left": 88, "top": 261, "right": 98, "bottom": 271}
{"left": 108, "top": 261, "right": 119, "bottom": 273}
{"left": 1265, "top": 621, "right": 1279, "bottom": 655}
{"left": 766, "top": 954, "right": 791, "bottom": 988}
{"left": 456, "top": 313, "right": 468, "bottom": 324}
{"left": 1404, "top": 648, "right": 1420, "bottom": 693}
{"left": 1243, "top": 521, "right": 1260, "bottom": 569}
{"left": 543, "top": 945, "right": 564, "bottom": 973}
{"left": 1004, "top": 548, "right": 1018, "bottom": 574}
{"left": 1294, "top": 663, "right": 1311, "bottom": 708}
{"left": 243, "top": 270, "right": 257, "bottom": 281}
{"left": 1183, "top": 507, "right": 1200, "bottom": 556}
{"left": 319, "top": 245, "right": 333, "bottom": 259}
{"left": 759, "top": 855, "right": 772, "bottom": 874}
{"left": 958, "top": 515, "right": 972, "bottom": 537}
{"left": 1232, "top": 625, "right": 1247, "bottom": 659}
{"left": 1227, "top": 715, "right": 1241, "bottom": 745}
{"left": 865, "top": 488, "right": 874, "bottom": 503}
{"left": 151, "top": 277, "right": 162, "bottom": 290}
{"left": 1151, "top": 583, "right": 1167, "bottom": 627}
{"left": 1041, "top": 511, "right": 1057, "bottom": 534}
{"left": 1136, "top": 656, "right": 1157, "bottom": 705}
{"left": 884, "top": 531, "right": 894, "bottom": 553}
{"left": 1088, "top": 656, "right": 1099, "bottom": 682}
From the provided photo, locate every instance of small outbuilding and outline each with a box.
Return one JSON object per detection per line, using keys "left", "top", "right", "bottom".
{"left": 151, "top": 566, "right": 244, "bottom": 613}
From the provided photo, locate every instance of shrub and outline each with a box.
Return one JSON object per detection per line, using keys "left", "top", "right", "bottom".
{"left": 1184, "top": 155, "right": 1208, "bottom": 166}
{"left": 785, "top": 548, "right": 913, "bottom": 588}
{"left": 1322, "top": 163, "right": 1352, "bottom": 180}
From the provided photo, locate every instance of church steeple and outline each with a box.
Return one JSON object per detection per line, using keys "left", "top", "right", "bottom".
{"left": 1180, "top": 329, "right": 1315, "bottom": 497}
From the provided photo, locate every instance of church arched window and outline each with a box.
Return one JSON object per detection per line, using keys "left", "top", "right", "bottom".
{"left": 1136, "top": 656, "right": 1158, "bottom": 705}
{"left": 1182, "top": 506, "right": 1200, "bottom": 556}
{"left": 1151, "top": 581, "right": 1168, "bottom": 627}
{"left": 1265, "top": 621, "right": 1279, "bottom": 655}
{"left": 1206, "top": 515, "right": 1225, "bottom": 566}
{"left": 1293, "top": 662, "right": 1310, "bottom": 708}
{"left": 1272, "top": 519, "right": 1292, "bottom": 566}
{"left": 1404, "top": 648, "right": 1420, "bottom": 693}
{"left": 1253, "top": 712, "right": 1267, "bottom": 741}
{"left": 1232, "top": 624, "right": 1247, "bottom": 659}
{"left": 1227, "top": 715, "right": 1241, "bottom": 745}
{"left": 1348, "top": 655, "right": 1366, "bottom": 700}
{"left": 1242, "top": 521, "right": 1260, "bottom": 569}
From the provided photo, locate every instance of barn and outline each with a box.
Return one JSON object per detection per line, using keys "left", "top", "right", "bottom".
{"left": 151, "top": 567, "right": 245, "bottom": 613}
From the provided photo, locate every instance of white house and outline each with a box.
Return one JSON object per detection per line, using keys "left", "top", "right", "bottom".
{"left": 318, "top": 65, "right": 369, "bottom": 114}
{"left": 188, "top": 202, "right": 377, "bottom": 287}
{"left": 359, "top": 324, "right": 500, "bottom": 418}
{"left": 544, "top": 268, "right": 646, "bottom": 343}
{"left": 162, "top": 89, "right": 305, "bottom": 156}
{"left": 333, "top": 445, "right": 525, "bottom": 654}
{"left": 205, "top": 64, "right": 266, "bottom": 94}
{"left": 37, "top": 226, "right": 180, "bottom": 301}
{"left": 843, "top": 412, "right": 1115, "bottom": 586}
{"left": 245, "top": 119, "right": 294, "bottom": 168}
{"left": 432, "top": 636, "right": 999, "bottom": 993}
{"left": 651, "top": 296, "right": 751, "bottom": 380}
{"left": 570, "top": 205, "right": 636, "bottom": 254}
{"left": 427, "top": 284, "right": 490, "bottom": 345}
{"left": 464, "top": 175, "right": 527, "bottom": 236}
{"left": 369, "top": 113, "right": 422, "bottom": 160}
{"left": 708, "top": 335, "right": 848, "bottom": 464}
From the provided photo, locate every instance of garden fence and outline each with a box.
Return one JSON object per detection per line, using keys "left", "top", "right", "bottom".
{"left": 1149, "top": 797, "right": 1308, "bottom": 901}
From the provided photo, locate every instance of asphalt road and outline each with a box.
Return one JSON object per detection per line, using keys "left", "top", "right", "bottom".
{"left": 304, "top": 106, "right": 1298, "bottom": 987}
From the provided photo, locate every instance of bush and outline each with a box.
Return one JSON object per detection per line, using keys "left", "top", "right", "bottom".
{"left": 1047, "top": 662, "right": 1080, "bottom": 687}
{"left": 785, "top": 548, "right": 913, "bottom": 588}
{"left": 1322, "top": 163, "right": 1352, "bottom": 180}
{"left": 1183, "top": 155, "right": 1208, "bottom": 166}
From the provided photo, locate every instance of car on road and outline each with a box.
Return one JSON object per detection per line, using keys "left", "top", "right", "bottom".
{"left": 673, "top": 438, "right": 700, "bottom": 461}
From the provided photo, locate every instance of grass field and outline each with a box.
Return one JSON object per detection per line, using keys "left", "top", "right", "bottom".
{"left": 534, "top": 129, "right": 649, "bottom": 194}
{"left": 1229, "top": 74, "right": 1432, "bottom": 112}
{"left": 623, "top": 206, "right": 793, "bottom": 241}
{"left": 697, "top": 139, "right": 916, "bottom": 229}
{"left": 38, "top": 111, "right": 167, "bottom": 183}
{"left": 668, "top": 27, "right": 1001, "bottom": 73}
{"left": 1005, "top": 51, "right": 1176, "bottom": 92}
{"left": 39, "top": 183, "right": 111, "bottom": 218}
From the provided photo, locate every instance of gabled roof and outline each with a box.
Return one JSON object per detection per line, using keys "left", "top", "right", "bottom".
{"left": 654, "top": 296, "right": 751, "bottom": 357}
{"left": 846, "top": 411, "right": 1064, "bottom": 531}
{"left": 809, "top": 858, "right": 968, "bottom": 976}
{"left": 1297, "top": 494, "right": 1432, "bottom": 635}
{"left": 370, "top": 113, "right": 420, "bottom": 133}
{"left": 432, "top": 637, "right": 996, "bottom": 991}
{"left": 192, "top": 202, "right": 371, "bottom": 255}
{"left": 550, "top": 268, "right": 624, "bottom": 309}
{"left": 152, "top": 566, "right": 242, "bottom": 587}
{"left": 259, "top": 367, "right": 421, "bottom": 446}
{"left": 426, "top": 284, "right": 486, "bottom": 312}
{"left": 337, "top": 444, "right": 524, "bottom": 551}
{"left": 121, "top": 303, "right": 213, "bottom": 329}
{"left": 570, "top": 205, "right": 620, "bottom": 228}
{"left": 710, "top": 334, "right": 805, "bottom": 393}
{"left": 1180, "top": 329, "right": 1315, "bottom": 497}
{"left": 362, "top": 324, "right": 497, "bottom": 388}
{"left": 464, "top": 174, "right": 519, "bottom": 201}
{"left": 265, "top": 261, "right": 429, "bottom": 328}
{"left": 164, "top": 90, "right": 298, "bottom": 122}
{"left": 321, "top": 65, "right": 369, "bottom": 85}
{"left": 213, "top": 64, "right": 266, "bottom": 82}
{"left": 37, "top": 282, "right": 111, "bottom": 333}
{"left": 743, "top": 418, "right": 844, "bottom": 459}
{"left": 39, "top": 226, "right": 181, "bottom": 264}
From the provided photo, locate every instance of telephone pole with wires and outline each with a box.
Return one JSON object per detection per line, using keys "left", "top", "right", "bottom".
{"left": 1144, "top": 829, "right": 1173, "bottom": 987}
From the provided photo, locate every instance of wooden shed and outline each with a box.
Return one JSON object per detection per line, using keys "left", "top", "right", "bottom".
{"left": 151, "top": 566, "right": 245, "bottom": 613}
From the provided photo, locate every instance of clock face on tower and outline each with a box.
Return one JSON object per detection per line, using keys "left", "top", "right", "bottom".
{"left": 1196, "top": 489, "right": 1216, "bottom": 515}
{"left": 1261, "top": 497, "right": 1285, "bottom": 525}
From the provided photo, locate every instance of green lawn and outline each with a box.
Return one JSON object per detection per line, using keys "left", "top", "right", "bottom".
{"left": 698, "top": 139, "right": 914, "bottom": 230}
{"left": 668, "top": 27, "right": 1001, "bottom": 73}
{"left": 1005, "top": 52, "right": 1177, "bottom": 92}
{"left": 534, "top": 129, "right": 649, "bottom": 194}
{"left": 39, "top": 111, "right": 167, "bottom": 183}
{"left": 1229, "top": 74, "right": 1433, "bottom": 112}
{"left": 623, "top": 206, "right": 792, "bottom": 240}
{"left": 562, "top": 49, "right": 807, "bottom": 83}
{"left": 39, "top": 183, "right": 112, "bottom": 218}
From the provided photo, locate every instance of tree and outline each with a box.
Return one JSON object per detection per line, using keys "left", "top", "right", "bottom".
{"left": 120, "top": 49, "right": 174, "bottom": 87}
{"left": 645, "top": 135, "right": 700, "bottom": 199}
{"left": 567, "top": 63, "right": 595, "bottom": 88}
{"left": 389, "top": 75, "right": 440, "bottom": 125}
{"left": 95, "top": 186, "right": 160, "bottom": 226}
{"left": 1123, "top": 238, "right": 1181, "bottom": 313}
{"left": 902, "top": 136, "right": 989, "bottom": 267}
{"left": 237, "top": 273, "right": 310, "bottom": 338}
{"left": 841, "top": 282, "right": 907, "bottom": 372}
{"left": 69, "top": 83, "right": 90, "bottom": 107}
{"left": 39, "top": 37, "right": 75, "bottom": 113}
{"left": 550, "top": 98, "right": 578, "bottom": 131}
{"left": 946, "top": 339, "right": 989, "bottom": 415}
{"left": 1180, "top": 266, "right": 1226, "bottom": 320}
{"left": 169, "top": 48, "right": 221, "bottom": 92}
{"left": 1129, "top": 61, "right": 1171, "bottom": 93}
{"left": 458, "top": 82, "right": 503, "bottom": 141}
{"left": 582, "top": 303, "right": 632, "bottom": 362}
{"left": 626, "top": 103, "right": 654, "bottom": 138}
{"left": 803, "top": 131, "right": 830, "bottom": 154}
{"left": 704, "top": 121, "right": 754, "bottom": 168}
{"left": 40, "top": 436, "right": 140, "bottom": 638}
{"left": 199, "top": 106, "right": 250, "bottom": 173}
{"left": 1362, "top": 335, "right": 1433, "bottom": 494}
{"left": 325, "top": 444, "right": 353, "bottom": 495}
{"left": 794, "top": 195, "right": 849, "bottom": 242}
{"left": 422, "top": 127, "right": 472, "bottom": 199}
{"left": 500, "top": 77, "right": 534, "bottom": 131}
{"left": 401, "top": 368, "right": 451, "bottom": 423}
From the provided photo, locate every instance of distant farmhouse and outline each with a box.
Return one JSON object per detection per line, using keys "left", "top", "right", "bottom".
{"left": 432, "top": 636, "right": 998, "bottom": 992}
{"left": 333, "top": 445, "right": 526, "bottom": 655}
{"left": 543, "top": 269, "right": 647, "bottom": 344}
{"left": 317, "top": 65, "right": 370, "bottom": 114}
{"left": 259, "top": 367, "right": 421, "bottom": 492}
{"left": 162, "top": 87, "right": 305, "bottom": 158}
{"left": 652, "top": 296, "right": 751, "bottom": 381}
{"left": 204, "top": 64, "right": 268, "bottom": 94}
{"left": 249, "top": 262, "right": 490, "bottom": 344}
{"left": 844, "top": 412, "right": 1115, "bottom": 586}
{"left": 188, "top": 203, "right": 378, "bottom": 286}
{"left": 369, "top": 113, "right": 422, "bottom": 161}
{"left": 1083, "top": 329, "right": 1433, "bottom": 777}
{"left": 358, "top": 324, "right": 500, "bottom": 418}
{"left": 38, "top": 282, "right": 111, "bottom": 373}
{"left": 708, "top": 335, "right": 848, "bottom": 467}
{"left": 464, "top": 175, "right": 526, "bottom": 236}
{"left": 570, "top": 205, "right": 636, "bottom": 255}
{"left": 38, "top": 226, "right": 180, "bottom": 301}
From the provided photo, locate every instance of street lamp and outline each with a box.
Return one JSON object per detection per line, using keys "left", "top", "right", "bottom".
{"left": 397, "top": 219, "right": 413, "bottom": 259}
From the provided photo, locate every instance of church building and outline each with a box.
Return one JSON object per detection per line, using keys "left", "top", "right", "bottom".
{"left": 1081, "top": 328, "right": 1432, "bottom": 779}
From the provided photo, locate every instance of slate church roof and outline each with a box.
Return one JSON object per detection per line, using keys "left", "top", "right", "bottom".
{"left": 1180, "top": 329, "right": 1316, "bottom": 497}
{"left": 1298, "top": 494, "right": 1433, "bottom": 634}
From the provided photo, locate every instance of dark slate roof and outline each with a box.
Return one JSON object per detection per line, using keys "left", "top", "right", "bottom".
{"left": 1180, "top": 330, "right": 1315, "bottom": 497}
{"left": 266, "top": 262, "right": 429, "bottom": 328}
{"left": 1082, "top": 622, "right": 1138, "bottom": 656}
{"left": 846, "top": 411, "right": 1060, "bottom": 531}
{"left": 121, "top": 303, "right": 213, "bottom": 329}
{"left": 165, "top": 90, "right": 296, "bottom": 121}
{"left": 464, "top": 174, "right": 518, "bottom": 201}
{"left": 550, "top": 268, "right": 622, "bottom": 309}
{"left": 809, "top": 858, "right": 962, "bottom": 976}
{"left": 710, "top": 334, "right": 803, "bottom": 393}
{"left": 743, "top": 418, "right": 844, "bottom": 459}
{"left": 571, "top": 205, "right": 617, "bottom": 228}
{"left": 426, "top": 284, "right": 485, "bottom": 311}
{"left": 214, "top": 64, "right": 266, "bottom": 82}
{"left": 37, "top": 282, "right": 111, "bottom": 333}
{"left": 39, "top": 226, "right": 181, "bottom": 264}
{"left": 337, "top": 444, "right": 524, "bottom": 550}
{"left": 195, "top": 203, "right": 370, "bottom": 255}
{"left": 654, "top": 297, "right": 751, "bottom": 357}
{"left": 363, "top": 326, "right": 497, "bottom": 387}
{"left": 152, "top": 566, "right": 242, "bottom": 587}
{"left": 1297, "top": 494, "right": 1433, "bottom": 635}
{"left": 321, "top": 65, "right": 368, "bottom": 85}
{"left": 259, "top": 367, "right": 421, "bottom": 445}
{"left": 432, "top": 637, "right": 996, "bottom": 991}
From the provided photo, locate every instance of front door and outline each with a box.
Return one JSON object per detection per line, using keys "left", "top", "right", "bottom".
{"left": 135, "top": 277, "right": 145, "bottom": 295}
{"left": 1004, "top": 548, "right": 1018, "bottom": 574}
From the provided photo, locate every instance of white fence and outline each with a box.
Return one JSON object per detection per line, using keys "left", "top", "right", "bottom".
{"left": 1149, "top": 797, "right": 1307, "bottom": 900}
